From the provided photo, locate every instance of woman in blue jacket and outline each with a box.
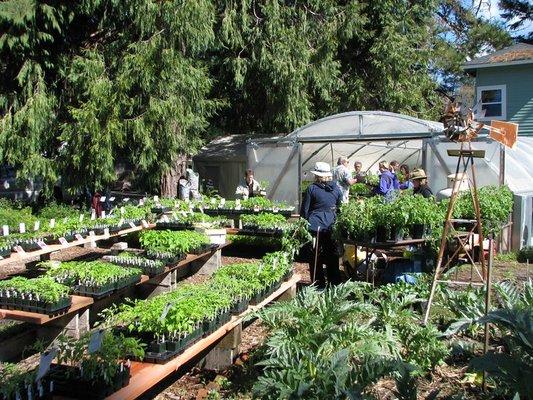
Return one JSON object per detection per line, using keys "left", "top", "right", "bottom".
{"left": 300, "top": 162, "right": 343, "bottom": 287}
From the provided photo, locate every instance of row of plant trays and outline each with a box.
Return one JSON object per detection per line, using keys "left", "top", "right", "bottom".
{"left": 46, "top": 364, "right": 130, "bottom": 400}
{"left": 73, "top": 273, "right": 142, "bottom": 299}
{"left": 343, "top": 223, "right": 431, "bottom": 244}
{"left": 0, "top": 220, "right": 145, "bottom": 258}
{"left": 0, "top": 295, "right": 71, "bottom": 316}
{"left": 106, "top": 255, "right": 166, "bottom": 277}
{"left": 0, "top": 378, "right": 53, "bottom": 400}
{"left": 200, "top": 208, "right": 293, "bottom": 216}
{"left": 240, "top": 225, "right": 285, "bottom": 235}
{"left": 138, "top": 270, "right": 293, "bottom": 364}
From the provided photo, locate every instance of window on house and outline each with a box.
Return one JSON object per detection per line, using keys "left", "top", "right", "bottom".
{"left": 477, "top": 85, "right": 506, "bottom": 120}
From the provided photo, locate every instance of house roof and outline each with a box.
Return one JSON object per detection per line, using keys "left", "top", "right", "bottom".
{"left": 463, "top": 43, "right": 533, "bottom": 70}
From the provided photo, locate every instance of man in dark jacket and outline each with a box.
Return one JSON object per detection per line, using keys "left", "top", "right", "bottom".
{"left": 301, "top": 162, "right": 343, "bottom": 287}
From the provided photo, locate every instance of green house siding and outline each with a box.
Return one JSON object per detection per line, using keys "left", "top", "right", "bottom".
{"left": 475, "top": 64, "right": 533, "bottom": 136}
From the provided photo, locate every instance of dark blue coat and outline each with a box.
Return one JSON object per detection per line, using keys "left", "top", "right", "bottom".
{"left": 300, "top": 181, "right": 343, "bottom": 233}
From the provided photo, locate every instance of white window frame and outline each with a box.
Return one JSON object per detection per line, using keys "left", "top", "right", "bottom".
{"left": 476, "top": 84, "right": 507, "bottom": 121}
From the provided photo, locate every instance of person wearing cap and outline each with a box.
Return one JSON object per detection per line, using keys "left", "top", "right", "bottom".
{"left": 411, "top": 168, "right": 433, "bottom": 198}
{"left": 300, "top": 162, "right": 343, "bottom": 287}
{"left": 333, "top": 156, "right": 356, "bottom": 203}
{"left": 376, "top": 160, "right": 399, "bottom": 199}
{"left": 235, "top": 169, "right": 262, "bottom": 200}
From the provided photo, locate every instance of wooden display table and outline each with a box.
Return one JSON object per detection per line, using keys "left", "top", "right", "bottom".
{"left": 106, "top": 274, "right": 301, "bottom": 400}
{"left": 0, "top": 295, "right": 94, "bottom": 325}
{"left": 0, "top": 224, "right": 156, "bottom": 268}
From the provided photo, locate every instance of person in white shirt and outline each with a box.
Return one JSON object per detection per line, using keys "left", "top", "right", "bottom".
{"left": 235, "top": 169, "right": 263, "bottom": 200}
{"left": 332, "top": 156, "right": 356, "bottom": 203}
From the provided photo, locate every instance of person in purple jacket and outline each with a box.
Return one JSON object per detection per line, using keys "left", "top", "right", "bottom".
{"left": 376, "top": 161, "right": 399, "bottom": 200}
{"left": 300, "top": 162, "right": 343, "bottom": 288}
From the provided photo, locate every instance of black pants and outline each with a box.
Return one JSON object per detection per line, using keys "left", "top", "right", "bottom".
{"left": 307, "top": 230, "right": 341, "bottom": 288}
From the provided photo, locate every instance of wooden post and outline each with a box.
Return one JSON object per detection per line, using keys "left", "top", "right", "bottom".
{"left": 482, "top": 236, "right": 494, "bottom": 391}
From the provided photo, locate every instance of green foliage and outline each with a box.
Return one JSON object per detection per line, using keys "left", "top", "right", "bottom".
{"left": 334, "top": 196, "right": 382, "bottom": 241}
{"left": 240, "top": 213, "right": 287, "bottom": 229}
{"left": 45, "top": 260, "right": 141, "bottom": 288}
{"left": 453, "top": 185, "right": 514, "bottom": 234}
{"left": 517, "top": 246, "right": 533, "bottom": 263}
{"left": 139, "top": 229, "right": 210, "bottom": 256}
{"left": 54, "top": 331, "right": 145, "bottom": 385}
{"left": 253, "top": 280, "right": 449, "bottom": 398}
{"left": 0, "top": 362, "right": 37, "bottom": 399}
{"left": 0, "top": 276, "right": 70, "bottom": 303}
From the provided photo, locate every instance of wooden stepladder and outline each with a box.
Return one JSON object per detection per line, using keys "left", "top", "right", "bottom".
{"left": 423, "top": 141, "right": 487, "bottom": 324}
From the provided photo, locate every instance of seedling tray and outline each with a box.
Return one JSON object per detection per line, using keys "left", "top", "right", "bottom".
{"left": 49, "top": 364, "right": 130, "bottom": 400}
{"left": 73, "top": 282, "right": 116, "bottom": 299}
{"left": 230, "top": 297, "right": 250, "bottom": 315}
{"left": 156, "top": 222, "right": 192, "bottom": 230}
{"left": 0, "top": 296, "right": 71, "bottom": 316}
{"left": 189, "top": 243, "right": 218, "bottom": 255}
{"left": 0, "top": 247, "right": 12, "bottom": 258}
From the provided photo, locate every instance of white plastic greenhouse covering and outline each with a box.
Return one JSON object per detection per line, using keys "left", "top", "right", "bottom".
{"left": 247, "top": 111, "right": 533, "bottom": 249}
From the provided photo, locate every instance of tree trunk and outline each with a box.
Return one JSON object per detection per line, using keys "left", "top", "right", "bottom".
{"left": 160, "top": 156, "right": 187, "bottom": 197}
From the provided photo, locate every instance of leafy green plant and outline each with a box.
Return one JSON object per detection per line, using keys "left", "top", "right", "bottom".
{"left": 139, "top": 230, "right": 210, "bottom": 256}
{"left": 0, "top": 276, "right": 70, "bottom": 303}
{"left": 334, "top": 196, "right": 381, "bottom": 241}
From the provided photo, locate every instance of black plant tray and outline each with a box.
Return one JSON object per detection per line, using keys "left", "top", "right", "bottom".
{"left": 0, "top": 247, "right": 12, "bottom": 258}
{"left": 115, "top": 274, "right": 142, "bottom": 290}
{"left": 143, "top": 327, "right": 203, "bottom": 364}
{"left": 283, "top": 269, "right": 294, "bottom": 282}
{"left": 73, "top": 282, "right": 116, "bottom": 299}
{"left": 249, "top": 289, "right": 267, "bottom": 305}
{"left": 151, "top": 206, "right": 171, "bottom": 214}
{"left": 48, "top": 364, "right": 130, "bottom": 400}
{"left": 0, "top": 296, "right": 71, "bottom": 316}
{"left": 156, "top": 222, "right": 192, "bottom": 230}
{"left": 230, "top": 298, "right": 250, "bottom": 315}
{"left": 1, "top": 378, "right": 53, "bottom": 400}
{"left": 146, "top": 252, "right": 186, "bottom": 266}
{"left": 189, "top": 243, "right": 218, "bottom": 255}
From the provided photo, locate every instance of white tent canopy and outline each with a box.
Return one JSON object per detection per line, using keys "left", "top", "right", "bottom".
{"left": 248, "top": 111, "right": 533, "bottom": 249}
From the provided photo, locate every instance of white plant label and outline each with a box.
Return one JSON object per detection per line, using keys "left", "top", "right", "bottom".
{"left": 109, "top": 197, "right": 115, "bottom": 202}
{"left": 154, "top": 195, "right": 159, "bottom": 202}
{"left": 101, "top": 211, "right": 106, "bottom": 218}
{"left": 34, "top": 221, "right": 40, "bottom": 231}
{"left": 79, "top": 214, "right": 84, "bottom": 222}
{"left": 210, "top": 198, "right": 216, "bottom": 204}
{"left": 90, "top": 210, "right": 96, "bottom": 220}
{"left": 88, "top": 329, "right": 105, "bottom": 353}
{"left": 59, "top": 237, "right": 68, "bottom": 247}
{"left": 141, "top": 220, "right": 149, "bottom": 228}
{"left": 19, "top": 223, "right": 26, "bottom": 234}
{"left": 37, "top": 240, "right": 48, "bottom": 250}
{"left": 2, "top": 225, "right": 9, "bottom": 236}
{"left": 220, "top": 198, "right": 225, "bottom": 205}
{"left": 100, "top": 196, "right": 106, "bottom": 202}
{"left": 36, "top": 349, "right": 57, "bottom": 382}
{"left": 103, "top": 228, "right": 110, "bottom": 237}
{"left": 75, "top": 234, "right": 84, "bottom": 242}
{"left": 129, "top": 221, "right": 136, "bottom": 229}
{"left": 139, "top": 199, "right": 144, "bottom": 206}
{"left": 49, "top": 219, "right": 55, "bottom": 228}
{"left": 89, "top": 231, "right": 95, "bottom": 238}
{"left": 172, "top": 212, "right": 178, "bottom": 219}
{"left": 162, "top": 215, "right": 170, "bottom": 223}
{"left": 123, "top": 197, "right": 130, "bottom": 202}
{"left": 120, "top": 206, "right": 125, "bottom": 215}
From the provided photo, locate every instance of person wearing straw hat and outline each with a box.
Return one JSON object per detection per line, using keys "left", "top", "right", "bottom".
{"left": 411, "top": 168, "right": 433, "bottom": 198}
{"left": 300, "top": 162, "right": 343, "bottom": 288}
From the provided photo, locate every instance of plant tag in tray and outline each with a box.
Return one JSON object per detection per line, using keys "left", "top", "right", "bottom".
{"left": 101, "top": 211, "right": 106, "bottom": 218}
{"left": 19, "top": 222, "right": 26, "bottom": 233}
{"left": 59, "top": 237, "right": 68, "bottom": 247}
{"left": 34, "top": 221, "right": 40, "bottom": 231}
{"left": 162, "top": 215, "right": 170, "bottom": 223}
{"left": 35, "top": 349, "right": 57, "bottom": 382}
{"left": 129, "top": 221, "right": 136, "bottom": 229}
{"left": 49, "top": 218, "right": 55, "bottom": 228}
{"left": 37, "top": 240, "right": 48, "bottom": 249}
{"left": 210, "top": 198, "right": 216, "bottom": 205}
{"left": 104, "top": 228, "right": 110, "bottom": 237}
{"left": 88, "top": 329, "right": 105, "bottom": 353}
{"left": 154, "top": 195, "right": 159, "bottom": 202}
{"left": 123, "top": 197, "right": 130, "bottom": 203}
{"left": 220, "top": 198, "right": 226, "bottom": 206}
{"left": 172, "top": 212, "right": 178, "bottom": 219}
{"left": 120, "top": 206, "right": 125, "bottom": 215}
{"left": 139, "top": 198, "right": 144, "bottom": 206}
{"left": 14, "top": 245, "right": 26, "bottom": 254}
{"left": 79, "top": 214, "right": 84, "bottom": 222}
{"left": 2, "top": 225, "right": 9, "bottom": 236}
{"left": 142, "top": 220, "right": 149, "bottom": 228}
{"left": 159, "top": 302, "right": 173, "bottom": 321}
{"left": 90, "top": 210, "right": 96, "bottom": 220}
{"left": 109, "top": 197, "right": 115, "bottom": 202}
{"left": 100, "top": 196, "right": 106, "bottom": 202}
{"left": 75, "top": 234, "right": 84, "bottom": 242}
